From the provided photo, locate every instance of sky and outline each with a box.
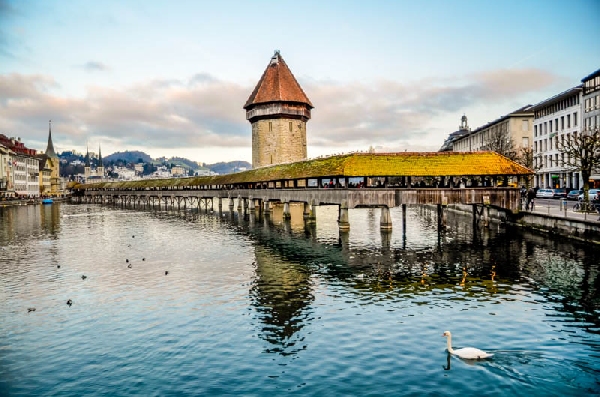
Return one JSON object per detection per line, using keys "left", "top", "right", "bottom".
{"left": 1, "top": 0, "right": 599, "bottom": 165}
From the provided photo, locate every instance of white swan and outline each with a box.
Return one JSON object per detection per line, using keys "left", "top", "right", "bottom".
{"left": 443, "top": 331, "right": 493, "bottom": 359}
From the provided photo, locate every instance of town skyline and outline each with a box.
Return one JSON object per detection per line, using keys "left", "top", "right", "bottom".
{"left": 1, "top": 0, "right": 599, "bottom": 163}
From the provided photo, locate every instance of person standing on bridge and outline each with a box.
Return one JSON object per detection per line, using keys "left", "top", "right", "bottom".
{"left": 527, "top": 188, "right": 535, "bottom": 211}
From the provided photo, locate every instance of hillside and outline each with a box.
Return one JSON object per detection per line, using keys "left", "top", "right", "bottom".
{"left": 206, "top": 161, "right": 252, "bottom": 174}
{"left": 104, "top": 151, "right": 152, "bottom": 163}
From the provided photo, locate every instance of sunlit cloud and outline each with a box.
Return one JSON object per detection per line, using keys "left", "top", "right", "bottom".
{"left": 0, "top": 67, "right": 561, "bottom": 160}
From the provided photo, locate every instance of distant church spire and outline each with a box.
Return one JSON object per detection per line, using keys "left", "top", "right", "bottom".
{"left": 45, "top": 120, "right": 58, "bottom": 158}
{"left": 98, "top": 144, "right": 103, "bottom": 167}
{"left": 85, "top": 145, "right": 91, "bottom": 167}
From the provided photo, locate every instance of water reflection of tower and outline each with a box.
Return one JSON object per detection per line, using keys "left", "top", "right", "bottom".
{"left": 250, "top": 247, "right": 314, "bottom": 355}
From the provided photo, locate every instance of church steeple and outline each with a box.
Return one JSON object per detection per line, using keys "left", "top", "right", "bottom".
{"left": 97, "top": 144, "right": 105, "bottom": 178}
{"left": 85, "top": 145, "right": 91, "bottom": 167}
{"left": 45, "top": 120, "right": 58, "bottom": 158}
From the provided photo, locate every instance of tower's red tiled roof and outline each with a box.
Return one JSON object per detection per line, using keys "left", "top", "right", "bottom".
{"left": 244, "top": 51, "right": 313, "bottom": 109}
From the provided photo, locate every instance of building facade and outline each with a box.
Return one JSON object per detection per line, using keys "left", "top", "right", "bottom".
{"left": 582, "top": 69, "right": 600, "bottom": 187}
{"left": 0, "top": 135, "right": 39, "bottom": 198}
{"left": 37, "top": 121, "right": 61, "bottom": 196}
{"left": 0, "top": 143, "right": 14, "bottom": 197}
{"left": 452, "top": 106, "right": 534, "bottom": 155}
{"left": 244, "top": 51, "right": 313, "bottom": 168}
{"left": 532, "top": 86, "right": 582, "bottom": 189}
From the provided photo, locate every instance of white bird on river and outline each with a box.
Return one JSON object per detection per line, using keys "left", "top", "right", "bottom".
{"left": 443, "top": 331, "right": 493, "bottom": 360}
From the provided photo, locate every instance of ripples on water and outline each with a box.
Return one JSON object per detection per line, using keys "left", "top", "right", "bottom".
{"left": 0, "top": 203, "right": 599, "bottom": 396}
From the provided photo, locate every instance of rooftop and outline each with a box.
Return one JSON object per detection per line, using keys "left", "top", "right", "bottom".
{"left": 77, "top": 152, "right": 532, "bottom": 190}
{"left": 244, "top": 51, "right": 313, "bottom": 109}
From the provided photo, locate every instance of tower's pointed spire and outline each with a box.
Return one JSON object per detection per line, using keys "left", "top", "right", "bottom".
{"left": 85, "top": 145, "right": 91, "bottom": 167}
{"left": 244, "top": 51, "right": 313, "bottom": 109}
{"left": 45, "top": 120, "right": 58, "bottom": 158}
{"left": 98, "top": 144, "right": 103, "bottom": 167}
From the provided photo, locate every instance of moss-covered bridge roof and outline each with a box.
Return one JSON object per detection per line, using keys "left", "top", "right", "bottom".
{"left": 76, "top": 151, "right": 532, "bottom": 190}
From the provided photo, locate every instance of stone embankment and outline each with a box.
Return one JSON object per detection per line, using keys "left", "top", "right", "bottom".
{"left": 450, "top": 203, "right": 600, "bottom": 244}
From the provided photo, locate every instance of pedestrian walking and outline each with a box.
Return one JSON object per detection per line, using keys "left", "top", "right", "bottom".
{"left": 527, "top": 188, "right": 535, "bottom": 211}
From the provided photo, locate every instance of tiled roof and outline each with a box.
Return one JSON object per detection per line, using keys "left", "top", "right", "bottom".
{"left": 244, "top": 51, "right": 313, "bottom": 109}
{"left": 469, "top": 105, "right": 534, "bottom": 135}
{"left": 581, "top": 68, "right": 600, "bottom": 83}
{"left": 78, "top": 152, "right": 532, "bottom": 190}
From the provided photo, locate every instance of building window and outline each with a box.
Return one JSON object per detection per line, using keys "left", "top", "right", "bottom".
{"left": 534, "top": 125, "right": 538, "bottom": 137}
{"left": 561, "top": 116, "right": 564, "bottom": 130}
{"left": 567, "top": 114, "right": 571, "bottom": 128}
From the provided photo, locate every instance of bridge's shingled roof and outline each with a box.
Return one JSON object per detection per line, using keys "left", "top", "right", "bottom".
{"left": 76, "top": 152, "right": 532, "bottom": 190}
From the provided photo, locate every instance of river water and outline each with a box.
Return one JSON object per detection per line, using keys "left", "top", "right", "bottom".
{"left": 1, "top": 202, "right": 599, "bottom": 396}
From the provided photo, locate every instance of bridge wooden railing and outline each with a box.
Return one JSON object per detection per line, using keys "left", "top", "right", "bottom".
{"left": 79, "top": 187, "right": 521, "bottom": 211}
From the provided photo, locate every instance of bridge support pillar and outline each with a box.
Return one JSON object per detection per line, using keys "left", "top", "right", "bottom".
{"left": 381, "top": 230, "right": 392, "bottom": 251}
{"left": 338, "top": 200, "right": 350, "bottom": 231}
{"left": 308, "top": 199, "right": 317, "bottom": 224}
{"left": 380, "top": 206, "right": 392, "bottom": 230}
{"left": 248, "top": 196, "right": 255, "bottom": 212}
{"left": 229, "top": 197, "right": 235, "bottom": 211}
{"left": 483, "top": 205, "right": 490, "bottom": 228}
{"left": 303, "top": 202, "right": 310, "bottom": 219}
{"left": 437, "top": 204, "right": 447, "bottom": 229}
{"left": 255, "top": 199, "right": 262, "bottom": 216}
{"left": 283, "top": 200, "right": 291, "bottom": 220}
{"left": 263, "top": 200, "right": 271, "bottom": 215}
{"left": 237, "top": 195, "right": 243, "bottom": 211}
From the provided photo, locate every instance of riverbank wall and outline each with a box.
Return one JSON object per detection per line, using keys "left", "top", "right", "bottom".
{"left": 0, "top": 197, "right": 69, "bottom": 208}
{"left": 448, "top": 204, "right": 600, "bottom": 245}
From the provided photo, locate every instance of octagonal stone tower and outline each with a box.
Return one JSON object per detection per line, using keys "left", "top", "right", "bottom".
{"left": 244, "top": 51, "right": 313, "bottom": 168}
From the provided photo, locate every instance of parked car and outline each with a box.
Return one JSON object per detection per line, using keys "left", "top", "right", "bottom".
{"left": 567, "top": 189, "right": 582, "bottom": 200}
{"left": 552, "top": 188, "right": 567, "bottom": 198}
{"left": 578, "top": 189, "right": 600, "bottom": 202}
{"left": 536, "top": 188, "right": 555, "bottom": 199}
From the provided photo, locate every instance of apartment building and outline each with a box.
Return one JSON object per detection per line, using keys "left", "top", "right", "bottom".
{"left": 452, "top": 106, "right": 534, "bottom": 154}
{"left": 532, "top": 86, "right": 582, "bottom": 189}
{"left": 582, "top": 69, "right": 600, "bottom": 187}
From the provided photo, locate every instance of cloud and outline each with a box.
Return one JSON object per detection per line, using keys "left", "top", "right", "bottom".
{"left": 0, "top": 67, "right": 561, "bottom": 160}
{"left": 80, "top": 61, "right": 110, "bottom": 72}
{"left": 304, "top": 68, "right": 561, "bottom": 149}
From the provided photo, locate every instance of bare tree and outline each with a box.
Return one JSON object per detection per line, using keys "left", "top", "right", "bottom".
{"left": 485, "top": 129, "right": 518, "bottom": 161}
{"left": 515, "top": 146, "right": 541, "bottom": 187}
{"left": 557, "top": 127, "right": 600, "bottom": 204}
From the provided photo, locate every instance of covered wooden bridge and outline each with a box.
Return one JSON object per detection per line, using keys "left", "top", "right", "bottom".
{"left": 72, "top": 151, "right": 533, "bottom": 230}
